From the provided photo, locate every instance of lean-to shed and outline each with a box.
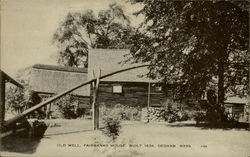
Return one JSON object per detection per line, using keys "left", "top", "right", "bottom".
{"left": 30, "top": 64, "right": 90, "bottom": 108}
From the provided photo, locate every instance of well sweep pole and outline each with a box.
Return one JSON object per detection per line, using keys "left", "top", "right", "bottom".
{"left": 4, "top": 64, "right": 151, "bottom": 127}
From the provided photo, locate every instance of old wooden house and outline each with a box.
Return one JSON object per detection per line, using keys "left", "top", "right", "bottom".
{"left": 29, "top": 49, "right": 180, "bottom": 117}
{"left": 88, "top": 49, "right": 169, "bottom": 108}
{"left": 28, "top": 49, "right": 249, "bottom": 121}
{"left": 29, "top": 50, "right": 176, "bottom": 108}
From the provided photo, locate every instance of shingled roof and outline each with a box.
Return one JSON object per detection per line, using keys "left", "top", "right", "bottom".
{"left": 88, "top": 49, "right": 158, "bottom": 82}
{"left": 32, "top": 64, "right": 87, "bottom": 73}
{"left": 30, "top": 64, "right": 90, "bottom": 96}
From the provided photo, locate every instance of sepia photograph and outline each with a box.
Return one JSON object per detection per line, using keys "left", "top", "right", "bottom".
{"left": 0, "top": 0, "right": 249, "bottom": 157}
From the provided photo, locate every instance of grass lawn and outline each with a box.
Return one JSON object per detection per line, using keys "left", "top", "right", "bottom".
{"left": 1, "top": 119, "right": 249, "bottom": 157}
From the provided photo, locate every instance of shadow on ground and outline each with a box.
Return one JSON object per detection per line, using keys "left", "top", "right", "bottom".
{"left": 166, "top": 122, "right": 250, "bottom": 130}
{"left": 45, "top": 129, "right": 92, "bottom": 136}
{"left": 1, "top": 134, "right": 41, "bottom": 154}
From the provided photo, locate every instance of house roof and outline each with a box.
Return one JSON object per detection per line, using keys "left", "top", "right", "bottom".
{"left": 33, "top": 64, "right": 87, "bottom": 73}
{"left": 225, "top": 97, "right": 249, "bottom": 104}
{"left": 88, "top": 49, "right": 158, "bottom": 82}
{"left": 30, "top": 64, "right": 90, "bottom": 96}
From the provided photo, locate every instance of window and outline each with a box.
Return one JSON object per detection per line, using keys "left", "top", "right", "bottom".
{"left": 155, "top": 86, "right": 162, "bottom": 91}
{"left": 152, "top": 83, "right": 163, "bottom": 92}
{"left": 113, "top": 85, "right": 122, "bottom": 93}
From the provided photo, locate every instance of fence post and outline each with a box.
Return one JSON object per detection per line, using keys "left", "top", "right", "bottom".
{"left": 92, "top": 70, "right": 101, "bottom": 130}
{"left": 147, "top": 82, "right": 151, "bottom": 123}
{"left": 0, "top": 72, "right": 5, "bottom": 133}
{"left": 46, "top": 104, "right": 51, "bottom": 119}
{"left": 91, "top": 81, "right": 96, "bottom": 130}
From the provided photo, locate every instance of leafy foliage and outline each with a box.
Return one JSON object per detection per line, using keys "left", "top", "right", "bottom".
{"left": 53, "top": 94, "right": 80, "bottom": 119}
{"left": 130, "top": 1, "right": 249, "bottom": 102}
{"left": 162, "top": 99, "right": 189, "bottom": 123}
{"left": 193, "top": 111, "right": 206, "bottom": 124}
{"left": 6, "top": 86, "right": 26, "bottom": 114}
{"left": 53, "top": 3, "right": 134, "bottom": 67}
{"left": 6, "top": 86, "right": 44, "bottom": 118}
{"left": 24, "top": 90, "right": 45, "bottom": 118}
{"left": 31, "top": 120, "right": 48, "bottom": 139}
{"left": 100, "top": 104, "right": 141, "bottom": 121}
{"left": 192, "top": 90, "right": 238, "bottom": 128}
{"left": 102, "top": 112, "right": 121, "bottom": 141}
{"left": 24, "top": 90, "right": 42, "bottom": 108}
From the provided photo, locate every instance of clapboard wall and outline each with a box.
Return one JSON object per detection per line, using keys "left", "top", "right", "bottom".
{"left": 96, "top": 81, "right": 170, "bottom": 107}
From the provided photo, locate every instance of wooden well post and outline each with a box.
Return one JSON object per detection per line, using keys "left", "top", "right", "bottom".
{"left": 92, "top": 70, "right": 101, "bottom": 130}
{"left": 0, "top": 72, "right": 5, "bottom": 132}
{"left": 46, "top": 104, "right": 52, "bottom": 119}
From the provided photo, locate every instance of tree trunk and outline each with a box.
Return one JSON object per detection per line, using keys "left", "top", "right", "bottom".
{"left": 217, "top": 60, "right": 225, "bottom": 105}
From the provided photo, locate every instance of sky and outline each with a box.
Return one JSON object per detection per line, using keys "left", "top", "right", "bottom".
{"left": 1, "top": 0, "right": 143, "bottom": 78}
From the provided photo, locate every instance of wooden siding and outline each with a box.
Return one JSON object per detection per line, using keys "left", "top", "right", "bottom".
{"left": 96, "top": 81, "right": 169, "bottom": 107}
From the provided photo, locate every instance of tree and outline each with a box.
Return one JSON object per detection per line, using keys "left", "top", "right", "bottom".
{"left": 6, "top": 85, "right": 42, "bottom": 115}
{"left": 6, "top": 85, "right": 26, "bottom": 114}
{"left": 24, "top": 90, "right": 42, "bottom": 109}
{"left": 53, "top": 94, "right": 79, "bottom": 119}
{"left": 53, "top": 3, "right": 134, "bottom": 67}
{"left": 129, "top": 1, "right": 249, "bottom": 104}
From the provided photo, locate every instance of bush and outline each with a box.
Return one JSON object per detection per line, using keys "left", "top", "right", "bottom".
{"left": 6, "top": 86, "right": 45, "bottom": 118}
{"left": 193, "top": 111, "right": 206, "bottom": 124}
{"left": 193, "top": 110, "right": 239, "bottom": 128}
{"left": 178, "top": 111, "right": 189, "bottom": 121}
{"left": 167, "top": 114, "right": 179, "bottom": 123}
{"left": 195, "top": 89, "right": 238, "bottom": 128}
{"left": 100, "top": 104, "right": 141, "bottom": 121}
{"left": 102, "top": 114, "right": 121, "bottom": 141}
{"left": 161, "top": 99, "right": 189, "bottom": 123}
{"left": 24, "top": 90, "right": 42, "bottom": 108}
{"left": 53, "top": 94, "right": 79, "bottom": 119}
{"left": 191, "top": 95, "right": 239, "bottom": 128}
{"left": 23, "top": 90, "right": 45, "bottom": 118}
{"left": 32, "top": 120, "right": 48, "bottom": 138}
{"left": 6, "top": 86, "right": 26, "bottom": 114}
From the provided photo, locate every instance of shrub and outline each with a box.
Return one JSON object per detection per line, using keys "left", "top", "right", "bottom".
{"left": 102, "top": 113, "right": 121, "bottom": 141}
{"left": 161, "top": 99, "right": 189, "bottom": 123}
{"left": 167, "top": 114, "right": 179, "bottom": 123}
{"left": 24, "top": 90, "right": 45, "bottom": 118}
{"left": 6, "top": 86, "right": 45, "bottom": 118}
{"left": 178, "top": 111, "right": 189, "bottom": 121}
{"left": 193, "top": 111, "right": 206, "bottom": 124}
{"left": 100, "top": 104, "right": 141, "bottom": 121}
{"left": 191, "top": 91, "right": 239, "bottom": 128}
{"left": 197, "top": 89, "right": 237, "bottom": 127}
{"left": 76, "top": 108, "right": 86, "bottom": 117}
{"left": 53, "top": 94, "right": 79, "bottom": 119}
{"left": 32, "top": 120, "right": 48, "bottom": 138}
{"left": 24, "top": 90, "right": 42, "bottom": 108}
{"left": 6, "top": 86, "right": 26, "bottom": 114}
